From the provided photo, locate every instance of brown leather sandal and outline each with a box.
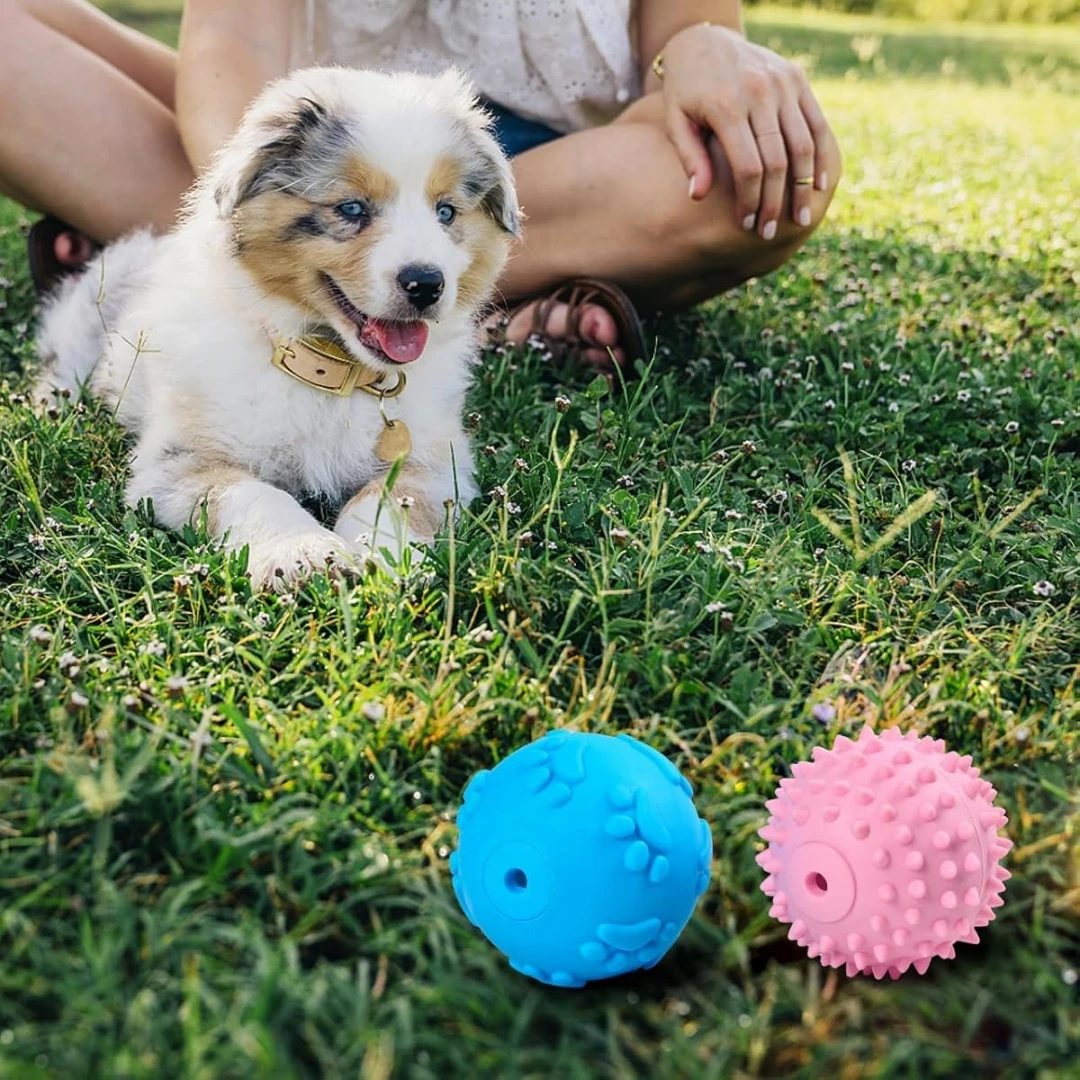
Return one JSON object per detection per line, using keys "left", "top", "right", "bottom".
{"left": 492, "top": 277, "right": 649, "bottom": 371}
{"left": 27, "top": 215, "right": 100, "bottom": 296}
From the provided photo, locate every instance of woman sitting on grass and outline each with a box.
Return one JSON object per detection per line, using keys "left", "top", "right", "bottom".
{"left": 0, "top": 0, "right": 840, "bottom": 371}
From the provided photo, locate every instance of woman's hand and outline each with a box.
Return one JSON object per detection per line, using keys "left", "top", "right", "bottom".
{"left": 658, "top": 23, "right": 832, "bottom": 238}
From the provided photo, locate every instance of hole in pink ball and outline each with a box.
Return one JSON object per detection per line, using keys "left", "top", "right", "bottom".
{"left": 806, "top": 872, "right": 829, "bottom": 896}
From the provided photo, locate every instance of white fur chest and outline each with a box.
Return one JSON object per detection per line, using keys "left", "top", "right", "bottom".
{"left": 123, "top": 303, "right": 472, "bottom": 502}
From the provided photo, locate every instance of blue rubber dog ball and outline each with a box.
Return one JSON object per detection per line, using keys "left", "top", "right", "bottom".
{"left": 450, "top": 731, "right": 713, "bottom": 988}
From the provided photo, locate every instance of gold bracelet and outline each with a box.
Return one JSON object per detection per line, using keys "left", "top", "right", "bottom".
{"left": 650, "top": 20, "right": 713, "bottom": 81}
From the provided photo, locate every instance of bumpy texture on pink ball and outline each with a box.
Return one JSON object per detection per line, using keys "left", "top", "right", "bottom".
{"left": 758, "top": 725, "right": 1012, "bottom": 980}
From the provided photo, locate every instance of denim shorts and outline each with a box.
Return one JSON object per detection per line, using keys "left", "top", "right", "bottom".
{"left": 484, "top": 99, "right": 563, "bottom": 157}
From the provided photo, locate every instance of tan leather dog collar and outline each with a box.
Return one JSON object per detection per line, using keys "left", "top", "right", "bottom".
{"left": 271, "top": 335, "right": 406, "bottom": 399}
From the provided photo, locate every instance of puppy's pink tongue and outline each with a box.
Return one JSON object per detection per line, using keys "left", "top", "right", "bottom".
{"left": 364, "top": 319, "right": 429, "bottom": 363}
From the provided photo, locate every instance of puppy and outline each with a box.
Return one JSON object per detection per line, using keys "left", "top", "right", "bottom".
{"left": 34, "top": 67, "right": 519, "bottom": 588}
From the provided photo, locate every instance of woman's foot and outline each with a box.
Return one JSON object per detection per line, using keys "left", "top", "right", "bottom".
{"left": 27, "top": 216, "right": 99, "bottom": 296}
{"left": 54, "top": 229, "right": 96, "bottom": 269}
{"left": 486, "top": 278, "right": 647, "bottom": 371}
{"left": 500, "top": 297, "right": 623, "bottom": 368}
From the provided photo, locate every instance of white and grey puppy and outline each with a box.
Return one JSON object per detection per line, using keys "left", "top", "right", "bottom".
{"left": 34, "top": 66, "right": 518, "bottom": 588}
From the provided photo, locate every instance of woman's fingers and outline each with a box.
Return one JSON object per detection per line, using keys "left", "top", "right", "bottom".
{"left": 666, "top": 105, "right": 714, "bottom": 200}
{"left": 706, "top": 107, "right": 763, "bottom": 230}
{"left": 779, "top": 98, "right": 817, "bottom": 227}
{"left": 749, "top": 106, "right": 789, "bottom": 240}
{"left": 797, "top": 81, "right": 832, "bottom": 191}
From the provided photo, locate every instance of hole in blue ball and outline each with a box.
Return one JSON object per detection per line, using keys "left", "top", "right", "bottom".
{"left": 806, "top": 872, "right": 829, "bottom": 896}
{"left": 505, "top": 868, "right": 528, "bottom": 892}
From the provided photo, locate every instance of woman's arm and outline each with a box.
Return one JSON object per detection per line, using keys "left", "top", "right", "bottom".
{"left": 176, "top": 0, "right": 293, "bottom": 175}
{"left": 638, "top": 0, "right": 744, "bottom": 83}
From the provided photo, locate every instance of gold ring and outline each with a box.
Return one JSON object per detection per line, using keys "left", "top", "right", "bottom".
{"left": 794, "top": 176, "right": 815, "bottom": 187}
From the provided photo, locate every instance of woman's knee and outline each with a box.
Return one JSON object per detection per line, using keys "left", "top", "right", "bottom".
{"left": 0, "top": 5, "right": 29, "bottom": 97}
{"left": 0, "top": 2, "right": 28, "bottom": 46}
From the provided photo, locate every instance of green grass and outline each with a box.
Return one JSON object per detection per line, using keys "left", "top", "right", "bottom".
{"left": 2, "top": 6, "right": 1079, "bottom": 1078}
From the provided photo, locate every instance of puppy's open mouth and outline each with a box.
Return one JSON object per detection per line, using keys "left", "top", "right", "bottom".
{"left": 323, "top": 276, "right": 429, "bottom": 365}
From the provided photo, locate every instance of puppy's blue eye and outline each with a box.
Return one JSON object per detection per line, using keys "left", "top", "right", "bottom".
{"left": 436, "top": 202, "right": 457, "bottom": 226}
{"left": 336, "top": 200, "right": 368, "bottom": 221}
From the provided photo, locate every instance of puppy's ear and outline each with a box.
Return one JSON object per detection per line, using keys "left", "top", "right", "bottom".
{"left": 434, "top": 67, "right": 521, "bottom": 238}
{"left": 210, "top": 86, "right": 344, "bottom": 217}
{"left": 463, "top": 128, "right": 522, "bottom": 237}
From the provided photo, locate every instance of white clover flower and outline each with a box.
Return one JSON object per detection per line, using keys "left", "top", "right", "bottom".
{"left": 1004, "top": 421, "right": 1019, "bottom": 434}
{"left": 1032, "top": 580, "right": 1055, "bottom": 597}
{"left": 29, "top": 626, "right": 53, "bottom": 646}
{"left": 362, "top": 701, "right": 387, "bottom": 722}
{"left": 139, "top": 640, "right": 167, "bottom": 657}
{"left": 902, "top": 459, "right": 917, "bottom": 473}
{"left": 705, "top": 601, "right": 726, "bottom": 614}
{"left": 957, "top": 389, "right": 972, "bottom": 403}
{"left": 165, "top": 676, "right": 189, "bottom": 699}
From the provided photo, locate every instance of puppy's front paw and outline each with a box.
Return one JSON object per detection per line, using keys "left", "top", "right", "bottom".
{"left": 30, "top": 377, "right": 76, "bottom": 417}
{"left": 245, "top": 530, "right": 358, "bottom": 591}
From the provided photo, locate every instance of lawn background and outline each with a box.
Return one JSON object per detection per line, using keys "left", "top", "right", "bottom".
{"left": 1, "top": 4, "right": 1078, "bottom": 1078}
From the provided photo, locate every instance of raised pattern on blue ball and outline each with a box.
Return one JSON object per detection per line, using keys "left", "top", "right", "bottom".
{"left": 453, "top": 732, "right": 713, "bottom": 988}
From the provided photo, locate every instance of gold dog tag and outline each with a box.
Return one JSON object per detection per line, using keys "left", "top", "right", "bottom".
{"left": 376, "top": 418, "right": 411, "bottom": 462}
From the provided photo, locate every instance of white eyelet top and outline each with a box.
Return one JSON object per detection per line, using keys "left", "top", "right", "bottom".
{"left": 292, "top": 0, "right": 640, "bottom": 133}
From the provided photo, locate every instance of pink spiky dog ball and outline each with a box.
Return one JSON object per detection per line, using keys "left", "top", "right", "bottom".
{"left": 757, "top": 725, "right": 1012, "bottom": 979}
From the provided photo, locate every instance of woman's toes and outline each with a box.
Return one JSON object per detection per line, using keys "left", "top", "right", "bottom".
{"left": 53, "top": 231, "right": 94, "bottom": 268}
{"left": 577, "top": 304, "right": 619, "bottom": 349}
{"left": 490, "top": 299, "right": 625, "bottom": 367}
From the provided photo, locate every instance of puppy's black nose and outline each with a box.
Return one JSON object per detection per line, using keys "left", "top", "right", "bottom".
{"left": 397, "top": 265, "right": 444, "bottom": 311}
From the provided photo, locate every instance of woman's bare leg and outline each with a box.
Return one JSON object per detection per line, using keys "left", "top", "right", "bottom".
{"left": 0, "top": 0, "right": 192, "bottom": 241}
{"left": 501, "top": 92, "right": 842, "bottom": 356}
